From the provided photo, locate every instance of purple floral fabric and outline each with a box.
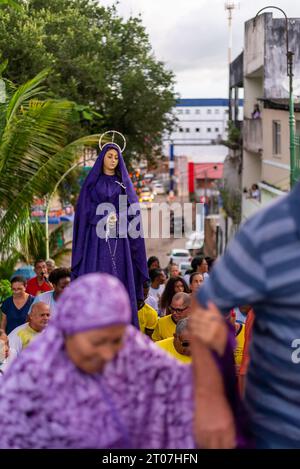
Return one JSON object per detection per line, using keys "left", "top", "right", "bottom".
{"left": 0, "top": 273, "right": 195, "bottom": 449}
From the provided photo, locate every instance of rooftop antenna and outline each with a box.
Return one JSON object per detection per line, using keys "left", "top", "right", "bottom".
{"left": 224, "top": 1, "right": 240, "bottom": 121}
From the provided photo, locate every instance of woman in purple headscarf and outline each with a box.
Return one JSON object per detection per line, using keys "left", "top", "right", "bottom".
{"left": 71, "top": 140, "right": 148, "bottom": 328}
{"left": 0, "top": 274, "right": 251, "bottom": 449}
{"left": 0, "top": 273, "right": 194, "bottom": 449}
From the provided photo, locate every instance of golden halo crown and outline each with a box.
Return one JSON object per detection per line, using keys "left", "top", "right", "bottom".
{"left": 99, "top": 130, "right": 126, "bottom": 153}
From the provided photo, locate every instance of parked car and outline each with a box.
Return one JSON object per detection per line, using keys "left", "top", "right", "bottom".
{"left": 144, "top": 173, "right": 154, "bottom": 182}
{"left": 169, "top": 248, "right": 191, "bottom": 265}
{"left": 139, "top": 186, "right": 154, "bottom": 203}
{"left": 178, "top": 261, "right": 191, "bottom": 276}
{"left": 153, "top": 183, "right": 165, "bottom": 195}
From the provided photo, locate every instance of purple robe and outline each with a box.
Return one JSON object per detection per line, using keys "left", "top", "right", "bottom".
{"left": 71, "top": 144, "right": 148, "bottom": 327}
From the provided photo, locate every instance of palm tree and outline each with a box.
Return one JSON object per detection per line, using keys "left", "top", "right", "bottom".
{"left": 0, "top": 69, "right": 99, "bottom": 257}
{"left": 12, "top": 220, "right": 72, "bottom": 266}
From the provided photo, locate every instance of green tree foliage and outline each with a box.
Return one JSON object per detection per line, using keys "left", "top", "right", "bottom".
{"left": 0, "top": 0, "right": 177, "bottom": 163}
{"left": 0, "top": 69, "right": 99, "bottom": 254}
{"left": 0, "top": 279, "right": 12, "bottom": 304}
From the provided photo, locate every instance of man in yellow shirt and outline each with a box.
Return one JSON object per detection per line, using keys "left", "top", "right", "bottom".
{"left": 234, "top": 322, "right": 245, "bottom": 375}
{"left": 7, "top": 302, "right": 51, "bottom": 358}
{"left": 156, "top": 317, "right": 192, "bottom": 364}
{"left": 152, "top": 292, "right": 191, "bottom": 341}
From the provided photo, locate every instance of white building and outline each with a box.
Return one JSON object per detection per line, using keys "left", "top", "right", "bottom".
{"left": 163, "top": 99, "right": 243, "bottom": 202}
{"left": 164, "top": 98, "right": 243, "bottom": 162}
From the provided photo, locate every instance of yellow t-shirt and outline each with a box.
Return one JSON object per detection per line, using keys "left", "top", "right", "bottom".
{"left": 152, "top": 315, "right": 176, "bottom": 342}
{"left": 17, "top": 325, "right": 39, "bottom": 349}
{"left": 234, "top": 323, "right": 245, "bottom": 372}
{"left": 138, "top": 303, "right": 158, "bottom": 334}
{"left": 156, "top": 337, "right": 192, "bottom": 364}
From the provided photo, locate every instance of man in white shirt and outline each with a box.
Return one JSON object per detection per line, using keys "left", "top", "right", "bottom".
{"left": 148, "top": 268, "right": 166, "bottom": 315}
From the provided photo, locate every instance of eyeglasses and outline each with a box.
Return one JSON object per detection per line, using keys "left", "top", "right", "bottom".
{"left": 181, "top": 341, "right": 190, "bottom": 347}
{"left": 170, "top": 306, "right": 188, "bottom": 314}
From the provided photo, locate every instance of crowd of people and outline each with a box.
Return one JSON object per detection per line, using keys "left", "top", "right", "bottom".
{"left": 0, "top": 259, "right": 251, "bottom": 449}
{"left": 0, "top": 253, "right": 251, "bottom": 404}
{"left": 0, "top": 171, "right": 299, "bottom": 451}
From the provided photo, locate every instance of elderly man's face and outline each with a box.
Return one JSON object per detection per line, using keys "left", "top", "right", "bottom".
{"left": 173, "top": 329, "right": 191, "bottom": 357}
{"left": 29, "top": 303, "right": 51, "bottom": 332}
{"left": 169, "top": 297, "right": 190, "bottom": 323}
{"left": 65, "top": 325, "right": 126, "bottom": 374}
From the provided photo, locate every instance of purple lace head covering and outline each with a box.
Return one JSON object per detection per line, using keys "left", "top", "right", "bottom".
{"left": 53, "top": 272, "right": 131, "bottom": 335}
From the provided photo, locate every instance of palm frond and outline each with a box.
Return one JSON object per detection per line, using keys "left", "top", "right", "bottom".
{"left": 0, "top": 70, "right": 100, "bottom": 254}
{"left": 0, "top": 0, "right": 22, "bottom": 11}
{"left": 5, "top": 69, "right": 49, "bottom": 126}
{"left": 0, "top": 135, "right": 98, "bottom": 252}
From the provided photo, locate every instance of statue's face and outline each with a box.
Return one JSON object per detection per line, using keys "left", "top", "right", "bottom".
{"left": 103, "top": 148, "right": 119, "bottom": 174}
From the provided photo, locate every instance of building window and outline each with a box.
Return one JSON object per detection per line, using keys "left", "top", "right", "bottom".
{"left": 207, "top": 109, "right": 212, "bottom": 114}
{"left": 215, "top": 109, "right": 220, "bottom": 114}
{"left": 177, "top": 109, "right": 183, "bottom": 115}
{"left": 195, "top": 128, "right": 200, "bottom": 132}
{"left": 207, "top": 128, "right": 211, "bottom": 132}
{"left": 185, "top": 109, "right": 190, "bottom": 114}
{"left": 272, "top": 120, "right": 281, "bottom": 155}
{"left": 215, "top": 128, "right": 219, "bottom": 132}
{"left": 195, "top": 109, "right": 201, "bottom": 114}
{"left": 179, "top": 127, "right": 183, "bottom": 132}
{"left": 186, "top": 128, "right": 190, "bottom": 133}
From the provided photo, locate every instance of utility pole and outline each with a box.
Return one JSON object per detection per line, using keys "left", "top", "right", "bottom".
{"left": 169, "top": 141, "right": 175, "bottom": 199}
{"left": 225, "top": 1, "right": 239, "bottom": 121}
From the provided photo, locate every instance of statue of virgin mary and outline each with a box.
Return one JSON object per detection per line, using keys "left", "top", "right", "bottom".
{"left": 71, "top": 134, "right": 149, "bottom": 327}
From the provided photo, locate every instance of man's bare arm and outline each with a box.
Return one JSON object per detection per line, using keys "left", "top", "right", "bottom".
{"left": 190, "top": 301, "right": 236, "bottom": 449}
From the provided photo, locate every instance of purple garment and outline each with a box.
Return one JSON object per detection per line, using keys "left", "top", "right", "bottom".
{"left": 71, "top": 143, "right": 148, "bottom": 328}
{"left": 213, "top": 327, "right": 254, "bottom": 449}
{"left": 0, "top": 273, "right": 195, "bottom": 449}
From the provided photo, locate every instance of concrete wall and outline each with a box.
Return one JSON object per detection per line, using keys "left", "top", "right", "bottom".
{"left": 261, "top": 108, "right": 290, "bottom": 190}
{"left": 244, "top": 14, "right": 265, "bottom": 77}
{"left": 243, "top": 117, "right": 263, "bottom": 154}
{"left": 264, "top": 16, "right": 300, "bottom": 99}
{"left": 242, "top": 150, "right": 262, "bottom": 189}
{"left": 230, "top": 52, "right": 243, "bottom": 88}
{"left": 243, "top": 76, "right": 263, "bottom": 118}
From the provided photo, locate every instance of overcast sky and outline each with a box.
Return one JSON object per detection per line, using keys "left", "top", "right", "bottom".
{"left": 99, "top": 0, "right": 300, "bottom": 98}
